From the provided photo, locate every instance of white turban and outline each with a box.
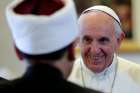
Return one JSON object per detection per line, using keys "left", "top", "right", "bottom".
{"left": 6, "top": 0, "right": 78, "bottom": 55}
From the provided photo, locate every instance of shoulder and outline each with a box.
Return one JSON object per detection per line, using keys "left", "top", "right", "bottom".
{"left": 117, "top": 57, "right": 140, "bottom": 71}
{"left": 0, "top": 78, "right": 13, "bottom": 92}
{"left": 68, "top": 57, "right": 82, "bottom": 81}
{"left": 72, "top": 57, "right": 81, "bottom": 71}
{"left": 65, "top": 81, "right": 100, "bottom": 93}
{"left": 117, "top": 57, "right": 140, "bottom": 84}
{"left": 0, "top": 77, "right": 8, "bottom": 82}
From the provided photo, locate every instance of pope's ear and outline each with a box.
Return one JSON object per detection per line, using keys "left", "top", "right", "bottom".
{"left": 117, "top": 32, "right": 125, "bottom": 46}
{"left": 14, "top": 45, "right": 23, "bottom": 60}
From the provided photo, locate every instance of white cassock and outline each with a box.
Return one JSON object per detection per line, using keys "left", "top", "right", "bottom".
{"left": 68, "top": 54, "right": 140, "bottom": 93}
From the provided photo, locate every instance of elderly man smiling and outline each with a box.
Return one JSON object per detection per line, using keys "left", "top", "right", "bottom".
{"left": 69, "top": 5, "right": 140, "bottom": 93}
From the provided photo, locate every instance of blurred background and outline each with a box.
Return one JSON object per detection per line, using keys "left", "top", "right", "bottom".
{"left": 0, "top": 0, "right": 140, "bottom": 80}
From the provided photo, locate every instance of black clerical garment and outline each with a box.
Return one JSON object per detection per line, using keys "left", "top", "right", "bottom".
{"left": 0, "top": 64, "right": 100, "bottom": 93}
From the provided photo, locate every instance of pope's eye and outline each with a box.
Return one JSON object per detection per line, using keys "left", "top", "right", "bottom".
{"left": 98, "top": 37, "right": 110, "bottom": 44}
{"left": 82, "top": 36, "right": 92, "bottom": 44}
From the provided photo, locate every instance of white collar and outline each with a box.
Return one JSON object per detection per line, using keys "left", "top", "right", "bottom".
{"left": 80, "top": 54, "right": 118, "bottom": 92}
{"left": 80, "top": 54, "right": 117, "bottom": 77}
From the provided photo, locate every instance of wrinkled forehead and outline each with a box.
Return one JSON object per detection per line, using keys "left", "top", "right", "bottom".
{"left": 79, "top": 11, "right": 115, "bottom": 31}
{"left": 79, "top": 11, "right": 115, "bottom": 25}
{"left": 81, "top": 5, "right": 121, "bottom": 26}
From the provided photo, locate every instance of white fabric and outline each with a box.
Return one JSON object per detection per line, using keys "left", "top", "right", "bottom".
{"left": 83, "top": 5, "right": 121, "bottom": 25}
{"left": 69, "top": 55, "right": 140, "bottom": 93}
{"left": 6, "top": 0, "right": 78, "bottom": 54}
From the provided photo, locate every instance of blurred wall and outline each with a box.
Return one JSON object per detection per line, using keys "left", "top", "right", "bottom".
{"left": 0, "top": 0, "right": 26, "bottom": 80}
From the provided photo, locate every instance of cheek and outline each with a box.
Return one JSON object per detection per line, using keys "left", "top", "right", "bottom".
{"left": 104, "top": 46, "right": 115, "bottom": 64}
{"left": 105, "top": 47, "right": 114, "bottom": 54}
{"left": 114, "top": 42, "right": 119, "bottom": 52}
{"left": 104, "top": 43, "right": 115, "bottom": 54}
{"left": 80, "top": 45, "right": 90, "bottom": 57}
{"left": 112, "top": 38, "right": 119, "bottom": 51}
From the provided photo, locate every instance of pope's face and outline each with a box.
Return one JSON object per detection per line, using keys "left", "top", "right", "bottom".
{"left": 79, "top": 12, "right": 121, "bottom": 73}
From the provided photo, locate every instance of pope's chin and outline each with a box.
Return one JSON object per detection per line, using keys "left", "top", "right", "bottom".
{"left": 87, "top": 61, "right": 106, "bottom": 73}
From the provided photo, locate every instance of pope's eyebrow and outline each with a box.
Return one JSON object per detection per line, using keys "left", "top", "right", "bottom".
{"left": 82, "top": 35, "right": 92, "bottom": 41}
{"left": 98, "top": 37, "right": 110, "bottom": 42}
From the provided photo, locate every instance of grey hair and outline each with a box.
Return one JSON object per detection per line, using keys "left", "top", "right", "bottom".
{"left": 113, "top": 20, "right": 123, "bottom": 39}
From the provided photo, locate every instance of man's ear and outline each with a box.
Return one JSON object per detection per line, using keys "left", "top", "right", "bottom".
{"left": 14, "top": 45, "right": 23, "bottom": 60}
{"left": 67, "top": 43, "right": 75, "bottom": 61}
{"left": 117, "top": 32, "right": 125, "bottom": 47}
{"left": 67, "top": 37, "right": 80, "bottom": 62}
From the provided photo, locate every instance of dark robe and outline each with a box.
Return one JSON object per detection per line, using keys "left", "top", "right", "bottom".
{"left": 0, "top": 64, "right": 100, "bottom": 93}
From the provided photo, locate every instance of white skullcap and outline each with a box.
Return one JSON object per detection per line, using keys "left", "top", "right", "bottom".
{"left": 82, "top": 5, "right": 121, "bottom": 25}
{"left": 6, "top": 0, "right": 78, "bottom": 55}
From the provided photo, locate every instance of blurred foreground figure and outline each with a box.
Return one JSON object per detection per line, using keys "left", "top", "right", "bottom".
{"left": 69, "top": 5, "right": 140, "bottom": 93}
{"left": 0, "top": 0, "right": 101, "bottom": 93}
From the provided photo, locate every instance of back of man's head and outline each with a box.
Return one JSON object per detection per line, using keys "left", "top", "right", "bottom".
{"left": 6, "top": 0, "right": 78, "bottom": 62}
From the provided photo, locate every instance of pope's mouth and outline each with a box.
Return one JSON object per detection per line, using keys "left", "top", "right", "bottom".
{"left": 88, "top": 55, "right": 105, "bottom": 65}
{"left": 92, "top": 61, "right": 101, "bottom": 65}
